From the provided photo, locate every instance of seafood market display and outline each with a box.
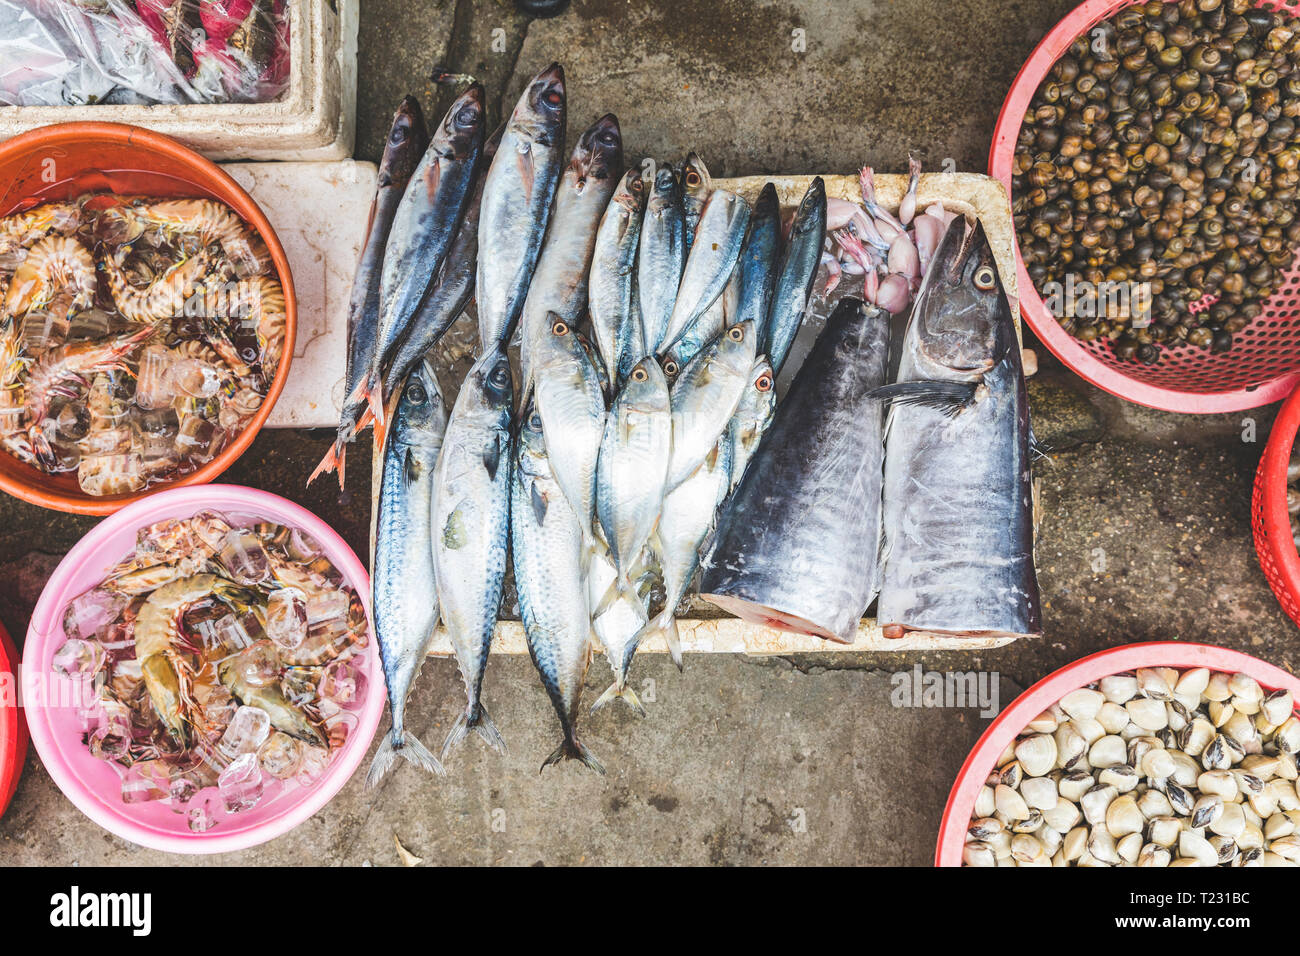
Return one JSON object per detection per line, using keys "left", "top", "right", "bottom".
{"left": 50, "top": 510, "right": 368, "bottom": 829}
{"left": 0, "top": 194, "right": 286, "bottom": 496}
{"left": 0, "top": 0, "right": 290, "bottom": 107}
{"left": 342, "top": 61, "right": 1041, "bottom": 781}
{"left": 1013, "top": 0, "right": 1300, "bottom": 363}
{"left": 964, "top": 666, "right": 1300, "bottom": 867}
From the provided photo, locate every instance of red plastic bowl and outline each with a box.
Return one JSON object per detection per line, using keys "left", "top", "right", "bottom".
{"left": 990, "top": 0, "right": 1300, "bottom": 413}
{"left": 0, "top": 619, "right": 27, "bottom": 818}
{"left": 1254, "top": 382, "right": 1300, "bottom": 627}
{"left": 935, "top": 641, "right": 1300, "bottom": 866}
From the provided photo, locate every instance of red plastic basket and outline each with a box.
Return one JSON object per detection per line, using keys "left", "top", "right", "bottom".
{"left": 1253, "top": 383, "right": 1300, "bottom": 627}
{"left": 0, "top": 619, "right": 26, "bottom": 819}
{"left": 990, "top": 0, "right": 1300, "bottom": 413}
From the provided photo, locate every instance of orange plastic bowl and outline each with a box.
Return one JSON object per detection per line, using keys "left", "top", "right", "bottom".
{"left": 0, "top": 122, "right": 296, "bottom": 515}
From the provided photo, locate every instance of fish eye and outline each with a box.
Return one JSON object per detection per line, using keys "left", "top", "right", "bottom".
{"left": 455, "top": 106, "right": 477, "bottom": 126}
{"left": 755, "top": 373, "right": 773, "bottom": 392}
{"left": 488, "top": 362, "right": 511, "bottom": 388}
{"left": 406, "top": 383, "right": 427, "bottom": 404}
{"left": 551, "top": 320, "right": 569, "bottom": 336}
{"left": 727, "top": 326, "right": 745, "bottom": 342}
{"left": 389, "top": 126, "right": 407, "bottom": 145}
{"left": 529, "top": 413, "right": 542, "bottom": 430}
{"left": 685, "top": 170, "right": 701, "bottom": 187}
{"left": 663, "top": 359, "right": 679, "bottom": 376}
{"left": 543, "top": 89, "right": 562, "bottom": 108}
{"left": 974, "top": 266, "right": 997, "bottom": 291}
{"left": 631, "top": 367, "right": 648, "bottom": 382}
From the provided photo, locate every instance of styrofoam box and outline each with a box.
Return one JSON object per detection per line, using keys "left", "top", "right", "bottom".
{"left": 0, "top": 0, "right": 358, "bottom": 162}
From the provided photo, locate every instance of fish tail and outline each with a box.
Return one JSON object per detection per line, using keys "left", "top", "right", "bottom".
{"left": 307, "top": 439, "right": 346, "bottom": 490}
{"left": 636, "top": 607, "right": 683, "bottom": 672}
{"left": 365, "top": 727, "right": 445, "bottom": 788}
{"left": 541, "top": 735, "right": 606, "bottom": 776}
{"left": 441, "top": 703, "right": 507, "bottom": 761}
{"left": 591, "top": 680, "right": 646, "bottom": 718}
{"left": 346, "top": 371, "right": 386, "bottom": 441}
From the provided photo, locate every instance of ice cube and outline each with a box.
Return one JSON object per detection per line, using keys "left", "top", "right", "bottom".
{"left": 319, "top": 658, "right": 366, "bottom": 708}
{"left": 187, "top": 800, "right": 218, "bottom": 833}
{"left": 133, "top": 345, "right": 178, "bottom": 410}
{"left": 294, "top": 745, "right": 330, "bottom": 788}
{"left": 167, "top": 770, "right": 202, "bottom": 805}
{"left": 258, "top": 732, "right": 301, "bottom": 780}
{"left": 121, "top": 761, "right": 170, "bottom": 804}
{"left": 61, "top": 588, "right": 128, "bottom": 641}
{"left": 286, "top": 528, "right": 322, "bottom": 562}
{"left": 204, "top": 613, "right": 253, "bottom": 656}
{"left": 219, "top": 529, "right": 271, "bottom": 585}
{"left": 217, "top": 705, "right": 271, "bottom": 759}
{"left": 305, "top": 588, "right": 350, "bottom": 625}
{"left": 217, "top": 752, "right": 264, "bottom": 813}
{"left": 233, "top": 640, "right": 281, "bottom": 688}
{"left": 51, "top": 638, "right": 105, "bottom": 680}
{"left": 265, "top": 588, "right": 307, "bottom": 650}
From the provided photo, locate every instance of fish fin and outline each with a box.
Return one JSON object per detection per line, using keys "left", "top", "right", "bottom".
{"left": 404, "top": 447, "right": 423, "bottom": 485}
{"left": 307, "top": 441, "right": 346, "bottom": 490}
{"left": 516, "top": 148, "right": 535, "bottom": 201}
{"left": 441, "top": 704, "right": 507, "bottom": 761}
{"left": 1027, "top": 424, "right": 1052, "bottom": 462}
{"left": 365, "top": 727, "right": 446, "bottom": 788}
{"left": 541, "top": 736, "right": 606, "bottom": 775}
{"left": 482, "top": 432, "right": 505, "bottom": 480}
{"left": 530, "top": 482, "right": 548, "bottom": 525}
{"left": 591, "top": 680, "right": 647, "bottom": 718}
{"left": 631, "top": 606, "right": 682, "bottom": 672}
{"left": 869, "top": 380, "right": 977, "bottom": 418}
{"left": 592, "top": 565, "right": 633, "bottom": 619}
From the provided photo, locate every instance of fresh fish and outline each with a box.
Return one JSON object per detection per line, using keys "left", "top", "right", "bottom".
{"left": 518, "top": 114, "right": 623, "bottom": 407}
{"left": 725, "top": 355, "right": 776, "bottom": 491}
{"left": 359, "top": 84, "right": 486, "bottom": 436}
{"left": 511, "top": 404, "right": 604, "bottom": 774}
{"left": 431, "top": 345, "right": 514, "bottom": 758}
{"left": 665, "top": 320, "right": 756, "bottom": 491}
{"left": 874, "top": 218, "right": 1041, "bottom": 639}
{"left": 588, "top": 539, "right": 650, "bottom": 714}
{"left": 636, "top": 434, "right": 732, "bottom": 670}
{"left": 663, "top": 269, "right": 734, "bottom": 375}
{"left": 310, "top": 96, "right": 427, "bottom": 488}
{"left": 681, "top": 151, "right": 712, "bottom": 252}
{"left": 381, "top": 124, "right": 503, "bottom": 401}
{"left": 637, "top": 163, "right": 685, "bottom": 353}
{"left": 588, "top": 168, "right": 646, "bottom": 388}
{"left": 533, "top": 315, "right": 608, "bottom": 565}
{"left": 595, "top": 356, "right": 671, "bottom": 613}
{"left": 732, "top": 182, "right": 780, "bottom": 334}
{"left": 700, "top": 297, "right": 889, "bottom": 643}
{"left": 366, "top": 359, "right": 448, "bottom": 787}
{"left": 476, "top": 63, "right": 567, "bottom": 350}
{"left": 659, "top": 189, "right": 750, "bottom": 356}
{"left": 765, "top": 177, "right": 826, "bottom": 376}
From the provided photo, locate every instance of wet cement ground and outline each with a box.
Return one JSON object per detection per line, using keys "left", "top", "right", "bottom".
{"left": 3, "top": 0, "right": 1298, "bottom": 866}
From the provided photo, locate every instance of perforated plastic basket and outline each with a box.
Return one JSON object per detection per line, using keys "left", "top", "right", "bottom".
{"left": 1253, "top": 382, "right": 1300, "bottom": 627}
{"left": 990, "top": 0, "right": 1300, "bottom": 412}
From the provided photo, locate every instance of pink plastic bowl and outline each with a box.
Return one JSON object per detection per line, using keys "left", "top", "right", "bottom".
{"left": 935, "top": 641, "right": 1300, "bottom": 866}
{"left": 21, "top": 484, "right": 382, "bottom": 855}
{"left": 990, "top": 0, "right": 1300, "bottom": 413}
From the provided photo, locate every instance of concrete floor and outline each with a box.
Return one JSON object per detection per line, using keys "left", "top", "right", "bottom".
{"left": 3, "top": 0, "right": 1299, "bottom": 865}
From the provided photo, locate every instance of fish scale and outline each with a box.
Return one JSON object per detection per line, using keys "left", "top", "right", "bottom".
{"left": 432, "top": 345, "right": 514, "bottom": 759}
{"left": 511, "top": 407, "right": 604, "bottom": 774}
{"left": 366, "top": 358, "right": 447, "bottom": 786}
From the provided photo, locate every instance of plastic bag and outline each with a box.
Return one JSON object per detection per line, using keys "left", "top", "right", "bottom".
{"left": 0, "top": 0, "right": 289, "bottom": 107}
